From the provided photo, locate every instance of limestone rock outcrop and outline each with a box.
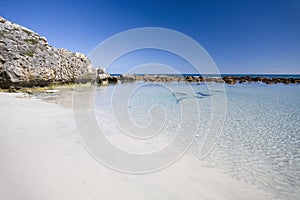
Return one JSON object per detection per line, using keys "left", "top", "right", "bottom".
{"left": 0, "top": 16, "right": 95, "bottom": 88}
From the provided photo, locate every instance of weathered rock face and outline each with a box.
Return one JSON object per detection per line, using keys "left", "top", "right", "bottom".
{"left": 0, "top": 16, "right": 95, "bottom": 88}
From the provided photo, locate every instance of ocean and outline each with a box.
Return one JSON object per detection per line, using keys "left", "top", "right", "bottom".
{"left": 93, "top": 81, "right": 300, "bottom": 199}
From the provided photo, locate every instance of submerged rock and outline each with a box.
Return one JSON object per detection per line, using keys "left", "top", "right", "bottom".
{"left": 0, "top": 16, "right": 96, "bottom": 88}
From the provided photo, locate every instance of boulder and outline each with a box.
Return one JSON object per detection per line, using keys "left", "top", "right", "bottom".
{"left": 108, "top": 76, "right": 118, "bottom": 83}
{"left": 96, "top": 73, "right": 109, "bottom": 84}
{"left": 186, "top": 76, "right": 194, "bottom": 82}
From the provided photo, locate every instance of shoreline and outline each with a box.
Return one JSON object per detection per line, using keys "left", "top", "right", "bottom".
{"left": 0, "top": 91, "right": 273, "bottom": 200}
{"left": 1, "top": 74, "right": 300, "bottom": 94}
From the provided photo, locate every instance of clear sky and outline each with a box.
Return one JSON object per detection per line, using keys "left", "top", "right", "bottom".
{"left": 1, "top": 0, "right": 300, "bottom": 74}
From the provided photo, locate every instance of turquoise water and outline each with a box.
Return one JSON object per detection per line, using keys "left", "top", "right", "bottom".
{"left": 204, "top": 83, "right": 300, "bottom": 199}
{"left": 95, "top": 82, "right": 300, "bottom": 199}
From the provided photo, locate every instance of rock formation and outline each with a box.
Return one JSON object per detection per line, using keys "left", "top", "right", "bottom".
{"left": 115, "top": 74, "right": 300, "bottom": 84}
{"left": 96, "top": 67, "right": 118, "bottom": 84}
{"left": 0, "top": 16, "right": 95, "bottom": 88}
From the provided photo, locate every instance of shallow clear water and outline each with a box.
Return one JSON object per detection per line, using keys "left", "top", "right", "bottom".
{"left": 205, "top": 83, "right": 300, "bottom": 199}
{"left": 95, "top": 82, "right": 300, "bottom": 199}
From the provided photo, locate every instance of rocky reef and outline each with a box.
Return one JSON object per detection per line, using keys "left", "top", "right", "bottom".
{"left": 222, "top": 76, "right": 300, "bottom": 84}
{"left": 116, "top": 74, "right": 300, "bottom": 84}
{"left": 0, "top": 16, "right": 95, "bottom": 89}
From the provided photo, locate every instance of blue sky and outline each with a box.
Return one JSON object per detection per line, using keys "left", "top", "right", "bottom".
{"left": 1, "top": 0, "right": 300, "bottom": 74}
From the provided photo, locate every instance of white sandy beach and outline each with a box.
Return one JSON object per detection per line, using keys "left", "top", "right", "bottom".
{"left": 0, "top": 92, "right": 272, "bottom": 200}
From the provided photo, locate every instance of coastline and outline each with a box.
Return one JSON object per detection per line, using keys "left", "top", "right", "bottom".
{"left": 1, "top": 7, "right": 299, "bottom": 200}
{"left": 5, "top": 75, "right": 299, "bottom": 97}
{"left": 115, "top": 74, "right": 300, "bottom": 84}
{"left": 0, "top": 91, "right": 273, "bottom": 200}
{"left": 2, "top": 74, "right": 300, "bottom": 95}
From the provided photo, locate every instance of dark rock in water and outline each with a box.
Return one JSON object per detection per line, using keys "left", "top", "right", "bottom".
{"left": 223, "top": 77, "right": 237, "bottom": 84}
{"left": 108, "top": 76, "right": 118, "bottom": 83}
{"left": 186, "top": 76, "right": 194, "bottom": 82}
{"left": 239, "top": 79, "right": 246, "bottom": 83}
{"left": 244, "top": 76, "right": 253, "bottom": 81}
{"left": 265, "top": 80, "right": 273, "bottom": 84}
{"left": 0, "top": 16, "right": 96, "bottom": 89}
{"left": 290, "top": 78, "right": 296, "bottom": 84}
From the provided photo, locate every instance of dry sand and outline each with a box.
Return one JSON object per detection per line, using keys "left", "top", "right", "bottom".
{"left": 0, "top": 92, "right": 272, "bottom": 200}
